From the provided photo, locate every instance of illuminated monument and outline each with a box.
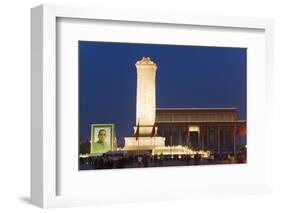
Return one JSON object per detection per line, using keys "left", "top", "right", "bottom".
{"left": 122, "top": 57, "right": 246, "bottom": 156}
{"left": 124, "top": 57, "right": 165, "bottom": 151}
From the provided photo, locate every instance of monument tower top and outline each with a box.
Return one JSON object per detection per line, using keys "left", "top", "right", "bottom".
{"left": 135, "top": 57, "right": 157, "bottom": 67}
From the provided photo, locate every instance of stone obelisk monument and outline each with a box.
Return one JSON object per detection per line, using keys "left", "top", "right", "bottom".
{"left": 124, "top": 57, "right": 165, "bottom": 151}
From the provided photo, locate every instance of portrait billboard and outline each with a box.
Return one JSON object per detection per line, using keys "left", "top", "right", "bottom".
{"left": 90, "top": 124, "right": 114, "bottom": 154}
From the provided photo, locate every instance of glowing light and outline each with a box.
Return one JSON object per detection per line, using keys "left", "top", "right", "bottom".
{"left": 189, "top": 126, "right": 200, "bottom": 132}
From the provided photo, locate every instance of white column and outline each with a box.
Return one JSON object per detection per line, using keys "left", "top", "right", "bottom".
{"left": 124, "top": 57, "right": 165, "bottom": 150}
{"left": 135, "top": 57, "right": 157, "bottom": 134}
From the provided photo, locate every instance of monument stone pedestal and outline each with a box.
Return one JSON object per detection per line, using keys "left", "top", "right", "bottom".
{"left": 124, "top": 136, "right": 165, "bottom": 151}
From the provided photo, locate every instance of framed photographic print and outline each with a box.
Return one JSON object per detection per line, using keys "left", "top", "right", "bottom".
{"left": 31, "top": 4, "right": 274, "bottom": 208}
{"left": 78, "top": 41, "right": 247, "bottom": 171}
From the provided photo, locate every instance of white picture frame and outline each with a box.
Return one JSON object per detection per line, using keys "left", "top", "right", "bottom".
{"left": 31, "top": 4, "right": 274, "bottom": 208}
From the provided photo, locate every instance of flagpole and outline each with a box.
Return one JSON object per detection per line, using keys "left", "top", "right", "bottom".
{"left": 169, "top": 126, "right": 172, "bottom": 157}
{"left": 138, "top": 135, "right": 139, "bottom": 158}
{"left": 153, "top": 122, "right": 156, "bottom": 156}
{"left": 217, "top": 125, "right": 220, "bottom": 155}
{"left": 185, "top": 127, "right": 189, "bottom": 159}
{"left": 138, "top": 120, "right": 139, "bottom": 158}
{"left": 234, "top": 126, "right": 236, "bottom": 160}
{"left": 170, "top": 133, "right": 172, "bottom": 157}
{"left": 201, "top": 127, "right": 204, "bottom": 151}
{"left": 232, "top": 123, "right": 237, "bottom": 161}
{"left": 135, "top": 118, "right": 140, "bottom": 161}
{"left": 171, "top": 129, "right": 174, "bottom": 155}
{"left": 151, "top": 120, "right": 156, "bottom": 159}
{"left": 185, "top": 129, "right": 187, "bottom": 152}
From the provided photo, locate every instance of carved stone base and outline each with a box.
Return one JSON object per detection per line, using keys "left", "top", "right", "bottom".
{"left": 123, "top": 136, "right": 165, "bottom": 151}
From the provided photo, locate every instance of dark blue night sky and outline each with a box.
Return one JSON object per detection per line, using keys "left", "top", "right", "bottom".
{"left": 79, "top": 41, "right": 247, "bottom": 145}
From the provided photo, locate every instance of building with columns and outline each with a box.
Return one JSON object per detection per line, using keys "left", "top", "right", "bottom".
{"left": 156, "top": 108, "right": 246, "bottom": 154}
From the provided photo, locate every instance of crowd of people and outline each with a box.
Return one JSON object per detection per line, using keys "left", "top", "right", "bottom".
{"left": 79, "top": 149, "right": 247, "bottom": 170}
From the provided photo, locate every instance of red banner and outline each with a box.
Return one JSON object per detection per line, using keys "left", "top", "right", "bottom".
{"left": 239, "top": 127, "right": 247, "bottom": 136}
{"left": 134, "top": 120, "right": 140, "bottom": 140}
{"left": 151, "top": 123, "right": 156, "bottom": 137}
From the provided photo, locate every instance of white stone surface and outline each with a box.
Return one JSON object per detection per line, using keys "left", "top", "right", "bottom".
{"left": 135, "top": 57, "right": 157, "bottom": 132}
{"left": 124, "top": 136, "right": 165, "bottom": 150}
